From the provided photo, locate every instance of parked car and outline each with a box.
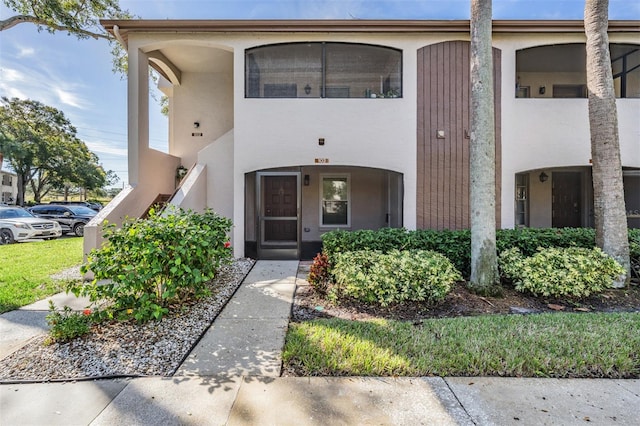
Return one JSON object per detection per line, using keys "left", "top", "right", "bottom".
{"left": 0, "top": 206, "right": 62, "bottom": 244}
{"left": 29, "top": 204, "right": 97, "bottom": 237}
{"left": 48, "top": 200, "right": 102, "bottom": 212}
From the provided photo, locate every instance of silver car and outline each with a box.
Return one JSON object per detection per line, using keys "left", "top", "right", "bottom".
{"left": 0, "top": 206, "right": 62, "bottom": 244}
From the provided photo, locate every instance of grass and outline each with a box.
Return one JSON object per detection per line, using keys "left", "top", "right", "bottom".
{"left": 284, "top": 313, "right": 640, "bottom": 378}
{"left": 0, "top": 238, "right": 84, "bottom": 313}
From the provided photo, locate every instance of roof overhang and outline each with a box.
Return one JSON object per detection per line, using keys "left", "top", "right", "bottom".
{"left": 101, "top": 19, "right": 640, "bottom": 43}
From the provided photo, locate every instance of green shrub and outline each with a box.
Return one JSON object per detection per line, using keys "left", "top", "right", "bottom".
{"left": 74, "top": 208, "right": 233, "bottom": 322}
{"left": 321, "top": 227, "right": 639, "bottom": 280}
{"left": 322, "top": 228, "right": 471, "bottom": 276}
{"left": 496, "top": 228, "right": 596, "bottom": 256}
{"left": 330, "top": 250, "right": 461, "bottom": 306}
{"left": 498, "top": 247, "right": 625, "bottom": 298}
{"left": 45, "top": 301, "right": 91, "bottom": 344}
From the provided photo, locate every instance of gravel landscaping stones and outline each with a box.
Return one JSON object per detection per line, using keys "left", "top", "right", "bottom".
{"left": 0, "top": 258, "right": 254, "bottom": 382}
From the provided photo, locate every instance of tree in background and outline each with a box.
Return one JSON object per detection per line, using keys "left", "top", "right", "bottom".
{"left": 0, "top": 0, "right": 131, "bottom": 73}
{"left": 584, "top": 0, "right": 630, "bottom": 287}
{"left": 0, "top": 97, "right": 106, "bottom": 205}
{"left": 468, "top": 0, "right": 501, "bottom": 295}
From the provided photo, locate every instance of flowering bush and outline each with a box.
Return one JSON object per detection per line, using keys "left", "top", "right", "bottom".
{"left": 73, "top": 207, "right": 233, "bottom": 322}
{"left": 45, "top": 301, "right": 92, "bottom": 344}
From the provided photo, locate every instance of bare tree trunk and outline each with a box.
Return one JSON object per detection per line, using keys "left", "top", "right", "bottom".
{"left": 469, "top": 0, "right": 500, "bottom": 295}
{"left": 585, "top": 0, "right": 630, "bottom": 287}
{"left": 16, "top": 172, "right": 27, "bottom": 206}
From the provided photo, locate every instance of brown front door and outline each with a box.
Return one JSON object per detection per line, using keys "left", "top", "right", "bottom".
{"left": 552, "top": 172, "right": 582, "bottom": 228}
{"left": 258, "top": 173, "right": 300, "bottom": 259}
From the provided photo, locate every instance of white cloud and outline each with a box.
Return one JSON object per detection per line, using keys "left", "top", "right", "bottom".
{"left": 17, "top": 46, "right": 36, "bottom": 58}
{"left": 54, "top": 87, "right": 86, "bottom": 109}
{"left": 85, "top": 140, "right": 128, "bottom": 157}
{"left": 1, "top": 67, "right": 25, "bottom": 82}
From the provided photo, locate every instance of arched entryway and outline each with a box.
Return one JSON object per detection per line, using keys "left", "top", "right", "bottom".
{"left": 245, "top": 166, "right": 404, "bottom": 259}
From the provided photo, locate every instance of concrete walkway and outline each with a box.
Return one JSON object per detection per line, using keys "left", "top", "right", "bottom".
{"left": 1, "top": 261, "right": 639, "bottom": 425}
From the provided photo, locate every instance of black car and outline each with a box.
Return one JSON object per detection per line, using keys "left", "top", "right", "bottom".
{"left": 49, "top": 200, "right": 102, "bottom": 212}
{"left": 29, "top": 204, "right": 97, "bottom": 237}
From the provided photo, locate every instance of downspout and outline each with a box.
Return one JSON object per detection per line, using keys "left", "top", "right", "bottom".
{"left": 113, "top": 24, "right": 128, "bottom": 50}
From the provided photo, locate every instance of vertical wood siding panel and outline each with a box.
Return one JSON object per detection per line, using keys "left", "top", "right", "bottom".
{"left": 442, "top": 41, "right": 452, "bottom": 229}
{"left": 430, "top": 44, "right": 439, "bottom": 229}
{"left": 433, "top": 43, "right": 449, "bottom": 229}
{"left": 416, "top": 47, "right": 425, "bottom": 228}
{"left": 454, "top": 42, "right": 464, "bottom": 229}
{"left": 417, "top": 42, "right": 501, "bottom": 231}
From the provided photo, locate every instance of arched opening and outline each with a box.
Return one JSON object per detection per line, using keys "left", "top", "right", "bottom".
{"left": 245, "top": 165, "right": 403, "bottom": 259}
{"left": 515, "top": 43, "right": 640, "bottom": 99}
{"left": 514, "top": 166, "right": 640, "bottom": 229}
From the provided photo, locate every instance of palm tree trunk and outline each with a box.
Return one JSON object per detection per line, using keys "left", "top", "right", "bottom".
{"left": 585, "top": 0, "right": 630, "bottom": 287}
{"left": 469, "top": 0, "right": 500, "bottom": 295}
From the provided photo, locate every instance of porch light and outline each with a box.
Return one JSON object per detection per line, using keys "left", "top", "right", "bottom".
{"left": 193, "top": 122, "right": 200, "bottom": 128}
{"left": 304, "top": 174, "right": 310, "bottom": 186}
{"left": 304, "top": 84, "right": 311, "bottom": 95}
{"left": 539, "top": 172, "right": 548, "bottom": 183}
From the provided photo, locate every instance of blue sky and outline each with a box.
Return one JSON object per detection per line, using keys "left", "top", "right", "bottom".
{"left": 1, "top": 0, "right": 638, "bottom": 187}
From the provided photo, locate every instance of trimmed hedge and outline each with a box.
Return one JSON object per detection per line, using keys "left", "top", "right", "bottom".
{"left": 321, "top": 227, "right": 640, "bottom": 279}
{"left": 499, "top": 247, "right": 625, "bottom": 298}
{"left": 330, "top": 250, "right": 462, "bottom": 306}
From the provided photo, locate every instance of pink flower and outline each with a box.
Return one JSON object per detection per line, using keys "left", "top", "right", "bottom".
{"left": 224, "top": 241, "right": 231, "bottom": 248}
{"left": 83, "top": 309, "right": 91, "bottom": 316}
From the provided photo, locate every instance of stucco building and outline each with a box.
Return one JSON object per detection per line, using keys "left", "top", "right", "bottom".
{"left": 85, "top": 19, "right": 640, "bottom": 260}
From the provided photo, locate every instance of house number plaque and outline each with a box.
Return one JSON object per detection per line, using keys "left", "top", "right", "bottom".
{"left": 314, "top": 158, "right": 330, "bottom": 164}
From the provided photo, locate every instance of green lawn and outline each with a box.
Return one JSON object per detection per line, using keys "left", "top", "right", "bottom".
{"left": 0, "top": 238, "right": 84, "bottom": 312}
{"left": 284, "top": 313, "right": 640, "bottom": 378}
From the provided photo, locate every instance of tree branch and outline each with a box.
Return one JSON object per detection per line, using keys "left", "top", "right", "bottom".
{"left": 0, "top": 14, "right": 110, "bottom": 40}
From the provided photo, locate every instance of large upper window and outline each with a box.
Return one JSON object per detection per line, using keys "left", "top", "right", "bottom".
{"left": 515, "top": 43, "right": 640, "bottom": 99}
{"left": 246, "top": 43, "right": 402, "bottom": 99}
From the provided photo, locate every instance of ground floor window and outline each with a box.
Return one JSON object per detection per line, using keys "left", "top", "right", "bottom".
{"left": 515, "top": 173, "right": 529, "bottom": 227}
{"left": 321, "top": 174, "right": 350, "bottom": 226}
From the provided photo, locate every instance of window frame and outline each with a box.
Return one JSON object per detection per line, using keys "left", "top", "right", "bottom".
{"left": 245, "top": 42, "right": 403, "bottom": 99}
{"left": 319, "top": 173, "right": 351, "bottom": 228}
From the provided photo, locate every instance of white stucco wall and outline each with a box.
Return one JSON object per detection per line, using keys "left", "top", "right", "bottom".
{"left": 198, "top": 129, "right": 234, "bottom": 222}
{"left": 170, "top": 71, "right": 234, "bottom": 167}
{"left": 494, "top": 32, "right": 640, "bottom": 229}
{"left": 123, "top": 29, "right": 639, "bottom": 257}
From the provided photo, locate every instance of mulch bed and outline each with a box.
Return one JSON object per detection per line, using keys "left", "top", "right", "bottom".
{"left": 292, "top": 271, "right": 640, "bottom": 322}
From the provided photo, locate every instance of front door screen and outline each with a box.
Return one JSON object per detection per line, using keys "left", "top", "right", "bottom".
{"left": 262, "top": 175, "right": 298, "bottom": 244}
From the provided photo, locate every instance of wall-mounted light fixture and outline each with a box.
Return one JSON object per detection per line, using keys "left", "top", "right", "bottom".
{"left": 193, "top": 122, "right": 200, "bottom": 128}
{"left": 318, "top": 138, "right": 325, "bottom": 146}
{"left": 304, "top": 84, "right": 311, "bottom": 95}
{"left": 538, "top": 86, "right": 546, "bottom": 95}
{"left": 539, "top": 172, "right": 549, "bottom": 183}
{"left": 304, "top": 174, "right": 310, "bottom": 186}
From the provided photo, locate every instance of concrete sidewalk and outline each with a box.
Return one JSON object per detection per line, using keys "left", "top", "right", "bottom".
{"left": 1, "top": 261, "right": 639, "bottom": 425}
{"left": 2, "top": 376, "right": 638, "bottom": 425}
{"left": 0, "top": 292, "right": 91, "bottom": 360}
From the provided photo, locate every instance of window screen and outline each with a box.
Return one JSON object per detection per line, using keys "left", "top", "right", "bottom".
{"left": 246, "top": 43, "right": 402, "bottom": 99}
